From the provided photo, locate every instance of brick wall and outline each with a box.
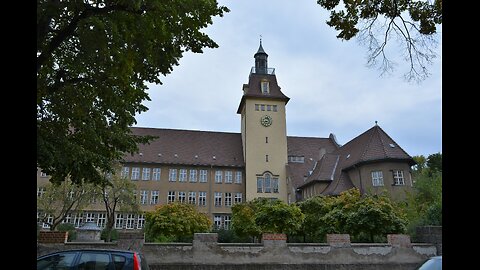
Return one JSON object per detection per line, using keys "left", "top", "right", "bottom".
{"left": 38, "top": 231, "right": 68, "bottom": 244}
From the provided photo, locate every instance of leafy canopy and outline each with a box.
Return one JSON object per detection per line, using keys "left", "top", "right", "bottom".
{"left": 37, "top": 0, "right": 229, "bottom": 186}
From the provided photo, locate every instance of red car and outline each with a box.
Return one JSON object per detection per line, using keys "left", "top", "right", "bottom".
{"left": 37, "top": 248, "right": 150, "bottom": 270}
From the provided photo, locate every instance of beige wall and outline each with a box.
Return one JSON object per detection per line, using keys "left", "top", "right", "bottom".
{"left": 37, "top": 165, "right": 246, "bottom": 219}
{"left": 346, "top": 161, "right": 413, "bottom": 201}
{"left": 241, "top": 98, "right": 288, "bottom": 202}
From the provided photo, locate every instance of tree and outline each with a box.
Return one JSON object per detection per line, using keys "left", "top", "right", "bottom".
{"left": 297, "top": 195, "right": 336, "bottom": 242}
{"left": 426, "top": 152, "right": 442, "bottom": 173}
{"left": 97, "top": 163, "right": 139, "bottom": 242}
{"left": 144, "top": 202, "right": 212, "bottom": 242}
{"left": 231, "top": 201, "right": 262, "bottom": 242}
{"left": 37, "top": 0, "right": 229, "bottom": 186}
{"left": 317, "top": 0, "right": 442, "bottom": 82}
{"left": 37, "top": 179, "right": 96, "bottom": 231}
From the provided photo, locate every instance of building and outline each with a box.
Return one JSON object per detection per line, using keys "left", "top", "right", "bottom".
{"left": 37, "top": 42, "right": 415, "bottom": 231}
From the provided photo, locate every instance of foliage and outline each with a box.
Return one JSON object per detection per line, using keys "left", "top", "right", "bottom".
{"left": 317, "top": 0, "right": 442, "bottom": 81}
{"left": 145, "top": 202, "right": 212, "bottom": 242}
{"left": 57, "top": 223, "right": 77, "bottom": 241}
{"left": 96, "top": 163, "right": 140, "bottom": 242}
{"left": 37, "top": 179, "right": 97, "bottom": 231}
{"left": 211, "top": 228, "right": 251, "bottom": 243}
{"left": 426, "top": 152, "right": 442, "bottom": 174}
{"left": 37, "top": 0, "right": 229, "bottom": 186}
{"left": 231, "top": 198, "right": 304, "bottom": 240}
{"left": 101, "top": 228, "right": 118, "bottom": 242}
{"left": 297, "top": 188, "right": 407, "bottom": 243}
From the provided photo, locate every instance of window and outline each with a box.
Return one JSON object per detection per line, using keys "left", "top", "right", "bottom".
{"left": 126, "top": 214, "right": 135, "bottom": 229}
{"left": 142, "top": 168, "right": 151, "bottom": 180}
{"left": 199, "top": 192, "right": 207, "bottom": 206}
{"left": 260, "top": 104, "right": 265, "bottom": 111}
{"left": 74, "top": 214, "right": 83, "bottom": 228}
{"left": 152, "top": 168, "right": 161, "bottom": 181}
{"left": 169, "top": 169, "right": 177, "bottom": 182}
{"left": 288, "top": 156, "right": 305, "bottom": 163}
{"left": 168, "top": 191, "right": 176, "bottom": 203}
{"left": 115, "top": 214, "right": 124, "bottom": 229}
{"left": 273, "top": 105, "right": 278, "bottom": 112}
{"left": 266, "top": 155, "right": 269, "bottom": 162}
{"left": 43, "top": 215, "right": 53, "bottom": 229}
{"left": 225, "top": 171, "right": 233, "bottom": 183}
{"left": 40, "top": 171, "right": 48, "bottom": 177}
{"left": 393, "top": 170, "right": 405, "bottom": 185}
{"left": 188, "top": 191, "right": 196, "bottom": 205}
{"left": 234, "top": 192, "right": 243, "bottom": 204}
{"left": 85, "top": 212, "right": 96, "bottom": 223}
{"left": 189, "top": 170, "right": 197, "bottom": 182}
{"left": 215, "top": 171, "right": 222, "bottom": 183}
{"left": 97, "top": 213, "right": 106, "bottom": 228}
{"left": 255, "top": 104, "right": 260, "bottom": 111}
{"left": 371, "top": 171, "right": 384, "bottom": 186}
{"left": 121, "top": 166, "right": 129, "bottom": 179}
{"left": 225, "top": 192, "right": 232, "bottom": 207}
{"left": 63, "top": 213, "right": 72, "bottom": 224}
{"left": 224, "top": 215, "right": 231, "bottom": 230}
{"left": 37, "top": 252, "right": 76, "bottom": 269}
{"left": 257, "top": 177, "right": 263, "bottom": 193}
{"left": 137, "top": 214, "right": 145, "bottom": 229}
{"left": 199, "top": 170, "right": 208, "bottom": 182}
{"left": 78, "top": 252, "right": 110, "bottom": 270}
{"left": 131, "top": 167, "right": 140, "bottom": 180}
{"left": 257, "top": 173, "right": 279, "bottom": 193}
{"left": 214, "top": 192, "right": 222, "bottom": 207}
{"left": 267, "top": 105, "right": 272, "bottom": 111}
{"left": 140, "top": 190, "right": 148, "bottom": 205}
{"left": 179, "top": 169, "right": 187, "bottom": 182}
{"left": 214, "top": 215, "right": 222, "bottom": 229}
{"left": 37, "top": 187, "right": 46, "bottom": 198}
{"left": 178, "top": 191, "right": 186, "bottom": 203}
{"left": 261, "top": 81, "right": 270, "bottom": 94}
{"left": 150, "top": 190, "right": 159, "bottom": 204}
{"left": 235, "top": 171, "right": 242, "bottom": 184}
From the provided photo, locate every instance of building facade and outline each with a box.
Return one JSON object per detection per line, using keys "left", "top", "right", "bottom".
{"left": 37, "top": 42, "right": 415, "bottom": 231}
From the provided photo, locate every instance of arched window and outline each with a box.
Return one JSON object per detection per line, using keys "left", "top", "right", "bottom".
{"left": 256, "top": 172, "right": 279, "bottom": 193}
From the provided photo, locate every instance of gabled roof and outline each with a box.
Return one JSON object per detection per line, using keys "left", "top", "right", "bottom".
{"left": 237, "top": 74, "right": 290, "bottom": 113}
{"left": 125, "top": 128, "right": 245, "bottom": 167}
{"left": 297, "top": 124, "right": 415, "bottom": 195}
{"left": 286, "top": 136, "right": 339, "bottom": 190}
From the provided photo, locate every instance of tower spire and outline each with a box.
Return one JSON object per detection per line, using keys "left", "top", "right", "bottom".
{"left": 254, "top": 38, "right": 268, "bottom": 74}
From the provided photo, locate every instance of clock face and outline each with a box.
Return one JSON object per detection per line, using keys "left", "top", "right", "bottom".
{"left": 260, "top": 115, "right": 272, "bottom": 127}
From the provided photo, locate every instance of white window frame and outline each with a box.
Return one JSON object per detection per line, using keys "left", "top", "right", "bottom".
{"left": 393, "top": 170, "right": 405, "bottom": 185}
{"left": 85, "top": 212, "right": 96, "bottom": 223}
{"left": 215, "top": 171, "right": 222, "bottom": 183}
{"left": 199, "top": 170, "right": 208, "bottom": 182}
{"left": 152, "top": 168, "right": 161, "bottom": 181}
{"left": 121, "top": 166, "right": 130, "bottom": 179}
{"left": 224, "top": 215, "right": 231, "bottom": 230}
{"left": 371, "top": 171, "right": 384, "bottom": 186}
{"left": 199, "top": 191, "right": 207, "bottom": 206}
{"left": 188, "top": 191, "right": 196, "bottom": 205}
{"left": 74, "top": 214, "right": 83, "bottom": 228}
{"left": 234, "top": 192, "right": 243, "bottom": 204}
{"left": 137, "top": 214, "right": 145, "bottom": 229}
{"left": 168, "top": 191, "right": 176, "bottom": 203}
{"left": 140, "top": 190, "right": 148, "bottom": 205}
{"left": 97, "top": 213, "right": 106, "bottom": 228}
{"left": 225, "top": 171, "right": 233, "bottom": 183}
{"left": 169, "top": 169, "right": 177, "bottom": 182}
{"left": 150, "top": 190, "right": 159, "bottom": 205}
{"left": 225, "top": 192, "right": 232, "bottom": 207}
{"left": 261, "top": 81, "right": 269, "bottom": 94}
{"left": 214, "top": 215, "right": 222, "bottom": 229}
{"left": 178, "top": 191, "right": 186, "bottom": 203}
{"left": 179, "top": 169, "right": 187, "bottom": 182}
{"left": 189, "top": 170, "right": 197, "bottom": 182}
{"left": 235, "top": 171, "right": 242, "bottom": 184}
{"left": 115, "top": 214, "right": 124, "bottom": 229}
{"left": 131, "top": 167, "right": 140, "bottom": 180}
{"left": 126, "top": 214, "right": 135, "bottom": 229}
{"left": 214, "top": 192, "right": 222, "bottom": 207}
{"left": 142, "top": 168, "right": 151, "bottom": 181}
{"left": 37, "top": 187, "right": 46, "bottom": 198}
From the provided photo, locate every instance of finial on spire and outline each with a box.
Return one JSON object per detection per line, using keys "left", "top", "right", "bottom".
{"left": 375, "top": 121, "right": 378, "bottom": 126}
{"left": 260, "top": 34, "right": 262, "bottom": 44}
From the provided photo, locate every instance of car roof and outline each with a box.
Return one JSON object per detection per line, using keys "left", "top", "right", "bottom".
{"left": 38, "top": 248, "right": 139, "bottom": 258}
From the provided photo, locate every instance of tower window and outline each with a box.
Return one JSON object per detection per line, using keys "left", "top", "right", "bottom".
{"left": 261, "top": 81, "right": 269, "bottom": 94}
{"left": 266, "top": 137, "right": 268, "bottom": 143}
{"left": 266, "top": 155, "right": 269, "bottom": 162}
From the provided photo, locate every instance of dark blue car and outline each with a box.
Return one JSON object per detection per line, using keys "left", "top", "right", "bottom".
{"left": 37, "top": 248, "right": 150, "bottom": 270}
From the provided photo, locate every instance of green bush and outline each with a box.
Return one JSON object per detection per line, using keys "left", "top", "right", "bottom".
{"left": 57, "top": 223, "right": 77, "bottom": 241}
{"left": 101, "top": 228, "right": 118, "bottom": 242}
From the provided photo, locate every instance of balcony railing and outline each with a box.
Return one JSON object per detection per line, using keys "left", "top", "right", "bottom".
{"left": 250, "top": 67, "right": 275, "bottom": 75}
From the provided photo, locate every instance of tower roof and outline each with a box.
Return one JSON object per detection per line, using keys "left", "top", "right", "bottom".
{"left": 255, "top": 40, "right": 268, "bottom": 57}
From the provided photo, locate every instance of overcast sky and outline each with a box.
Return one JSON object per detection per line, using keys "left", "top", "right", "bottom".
{"left": 134, "top": 0, "right": 442, "bottom": 158}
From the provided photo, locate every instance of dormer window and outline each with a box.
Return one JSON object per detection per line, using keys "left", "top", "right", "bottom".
{"left": 261, "top": 81, "right": 269, "bottom": 94}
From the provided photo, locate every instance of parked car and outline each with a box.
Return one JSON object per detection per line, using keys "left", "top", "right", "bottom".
{"left": 37, "top": 248, "right": 150, "bottom": 270}
{"left": 417, "top": 256, "right": 442, "bottom": 270}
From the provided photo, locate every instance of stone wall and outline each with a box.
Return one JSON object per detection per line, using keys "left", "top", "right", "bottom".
{"left": 415, "top": 226, "right": 442, "bottom": 255}
{"left": 38, "top": 233, "right": 438, "bottom": 270}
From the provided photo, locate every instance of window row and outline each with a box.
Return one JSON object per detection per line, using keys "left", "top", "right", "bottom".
{"left": 257, "top": 173, "right": 279, "bottom": 193}
{"left": 37, "top": 212, "right": 146, "bottom": 230}
{"left": 121, "top": 167, "right": 243, "bottom": 184}
{"left": 371, "top": 170, "right": 406, "bottom": 186}
{"left": 167, "top": 191, "right": 243, "bottom": 207}
{"left": 255, "top": 103, "right": 278, "bottom": 112}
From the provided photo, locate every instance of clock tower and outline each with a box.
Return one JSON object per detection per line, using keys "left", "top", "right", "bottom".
{"left": 237, "top": 41, "right": 290, "bottom": 202}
